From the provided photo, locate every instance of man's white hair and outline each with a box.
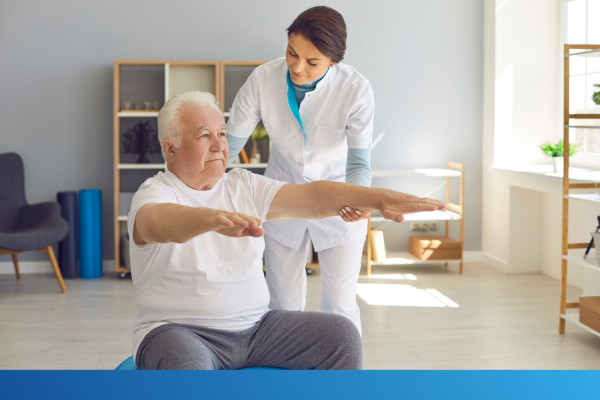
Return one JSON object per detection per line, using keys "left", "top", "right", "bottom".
{"left": 157, "top": 90, "right": 223, "bottom": 160}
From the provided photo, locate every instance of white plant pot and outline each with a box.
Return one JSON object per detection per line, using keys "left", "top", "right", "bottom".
{"left": 552, "top": 157, "right": 564, "bottom": 174}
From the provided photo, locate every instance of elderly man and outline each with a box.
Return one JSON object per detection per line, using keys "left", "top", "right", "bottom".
{"left": 128, "top": 90, "right": 445, "bottom": 370}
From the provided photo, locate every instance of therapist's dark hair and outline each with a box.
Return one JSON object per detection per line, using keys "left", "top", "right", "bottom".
{"left": 286, "top": 6, "right": 347, "bottom": 63}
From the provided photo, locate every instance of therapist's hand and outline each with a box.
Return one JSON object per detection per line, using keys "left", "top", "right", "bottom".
{"left": 340, "top": 207, "right": 370, "bottom": 222}
{"left": 379, "top": 191, "right": 445, "bottom": 223}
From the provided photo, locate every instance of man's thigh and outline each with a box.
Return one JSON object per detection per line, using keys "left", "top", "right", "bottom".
{"left": 244, "top": 310, "right": 362, "bottom": 370}
{"left": 136, "top": 324, "right": 221, "bottom": 370}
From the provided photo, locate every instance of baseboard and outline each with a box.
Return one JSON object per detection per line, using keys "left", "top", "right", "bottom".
{"left": 481, "top": 251, "right": 508, "bottom": 274}
{"left": 0, "top": 260, "right": 116, "bottom": 275}
{"left": 463, "top": 251, "right": 482, "bottom": 263}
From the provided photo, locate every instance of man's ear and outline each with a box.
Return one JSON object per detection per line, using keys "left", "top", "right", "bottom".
{"left": 161, "top": 140, "right": 175, "bottom": 161}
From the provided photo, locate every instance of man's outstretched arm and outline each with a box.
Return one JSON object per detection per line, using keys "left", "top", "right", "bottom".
{"left": 266, "top": 181, "right": 445, "bottom": 223}
{"left": 133, "top": 203, "right": 265, "bottom": 246}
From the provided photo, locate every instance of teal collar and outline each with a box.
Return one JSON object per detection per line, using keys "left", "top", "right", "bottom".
{"left": 286, "top": 71, "right": 304, "bottom": 133}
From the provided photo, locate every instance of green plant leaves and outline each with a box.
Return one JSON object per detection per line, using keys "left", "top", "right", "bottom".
{"left": 539, "top": 139, "right": 581, "bottom": 157}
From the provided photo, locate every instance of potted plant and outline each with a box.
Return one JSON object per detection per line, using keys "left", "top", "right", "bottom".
{"left": 593, "top": 83, "right": 600, "bottom": 106}
{"left": 539, "top": 139, "right": 581, "bottom": 173}
{"left": 250, "top": 126, "right": 269, "bottom": 164}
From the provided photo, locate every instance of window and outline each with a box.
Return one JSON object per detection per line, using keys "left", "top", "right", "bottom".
{"left": 565, "top": 0, "right": 600, "bottom": 155}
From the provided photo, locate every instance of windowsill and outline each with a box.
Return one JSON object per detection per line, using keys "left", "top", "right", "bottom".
{"left": 491, "top": 164, "right": 600, "bottom": 182}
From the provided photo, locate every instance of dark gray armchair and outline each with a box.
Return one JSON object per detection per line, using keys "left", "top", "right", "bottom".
{"left": 0, "top": 153, "right": 69, "bottom": 292}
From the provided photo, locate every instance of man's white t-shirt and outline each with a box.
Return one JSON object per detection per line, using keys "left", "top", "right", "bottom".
{"left": 126, "top": 168, "right": 286, "bottom": 359}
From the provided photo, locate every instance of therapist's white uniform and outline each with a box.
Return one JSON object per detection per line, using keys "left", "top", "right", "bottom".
{"left": 226, "top": 57, "right": 374, "bottom": 333}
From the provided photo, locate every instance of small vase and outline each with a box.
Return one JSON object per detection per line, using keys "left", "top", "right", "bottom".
{"left": 552, "top": 157, "right": 564, "bottom": 174}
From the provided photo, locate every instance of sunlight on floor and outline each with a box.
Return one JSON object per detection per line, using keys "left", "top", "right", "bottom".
{"left": 357, "top": 283, "right": 459, "bottom": 308}
{"left": 359, "top": 273, "right": 417, "bottom": 281}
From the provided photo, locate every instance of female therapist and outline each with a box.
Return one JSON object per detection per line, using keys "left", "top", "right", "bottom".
{"left": 226, "top": 6, "right": 373, "bottom": 333}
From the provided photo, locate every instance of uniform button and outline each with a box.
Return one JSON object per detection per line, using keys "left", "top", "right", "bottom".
{"left": 298, "top": 162, "right": 302, "bottom": 166}
{"left": 298, "top": 129, "right": 302, "bottom": 132}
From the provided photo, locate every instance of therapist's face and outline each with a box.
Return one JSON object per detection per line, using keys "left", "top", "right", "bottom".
{"left": 286, "top": 33, "right": 335, "bottom": 85}
{"left": 161, "top": 104, "right": 229, "bottom": 190}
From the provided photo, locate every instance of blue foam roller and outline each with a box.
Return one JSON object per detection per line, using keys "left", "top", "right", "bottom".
{"left": 57, "top": 191, "right": 78, "bottom": 279}
{"left": 92, "top": 190, "right": 103, "bottom": 278}
{"left": 79, "top": 189, "right": 102, "bottom": 279}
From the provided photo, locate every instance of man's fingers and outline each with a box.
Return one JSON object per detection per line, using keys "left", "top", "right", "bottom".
{"left": 225, "top": 214, "right": 250, "bottom": 228}
{"left": 235, "top": 213, "right": 262, "bottom": 227}
{"left": 422, "top": 197, "right": 446, "bottom": 210}
{"left": 245, "top": 227, "right": 265, "bottom": 237}
{"left": 214, "top": 212, "right": 262, "bottom": 231}
{"left": 214, "top": 215, "right": 234, "bottom": 228}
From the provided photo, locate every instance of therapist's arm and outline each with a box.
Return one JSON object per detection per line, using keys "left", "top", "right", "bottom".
{"left": 133, "top": 203, "right": 264, "bottom": 246}
{"left": 226, "top": 69, "right": 262, "bottom": 166}
{"left": 266, "top": 181, "right": 445, "bottom": 223}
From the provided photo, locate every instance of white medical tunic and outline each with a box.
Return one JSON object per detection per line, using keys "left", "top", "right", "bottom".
{"left": 226, "top": 57, "right": 374, "bottom": 251}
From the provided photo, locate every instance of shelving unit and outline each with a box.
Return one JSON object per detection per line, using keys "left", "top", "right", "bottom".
{"left": 365, "top": 162, "right": 465, "bottom": 276}
{"left": 113, "top": 60, "right": 267, "bottom": 277}
{"left": 559, "top": 44, "right": 600, "bottom": 335}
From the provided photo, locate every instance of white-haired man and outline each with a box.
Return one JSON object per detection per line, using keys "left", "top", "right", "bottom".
{"left": 128, "top": 90, "right": 445, "bottom": 370}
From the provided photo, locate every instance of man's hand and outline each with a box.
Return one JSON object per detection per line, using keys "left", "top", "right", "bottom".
{"left": 208, "top": 210, "right": 265, "bottom": 238}
{"left": 379, "top": 191, "right": 445, "bottom": 223}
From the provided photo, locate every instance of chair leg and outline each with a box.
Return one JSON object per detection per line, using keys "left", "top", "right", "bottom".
{"left": 11, "top": 253, "right": 21, "bottom": 280}
{"left": 45, "top": 246, "right": 67, "bottom": 293}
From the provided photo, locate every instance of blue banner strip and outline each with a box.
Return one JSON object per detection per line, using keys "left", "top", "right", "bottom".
{"left": 1, "top": 370, "right": 599, "bottom": 400}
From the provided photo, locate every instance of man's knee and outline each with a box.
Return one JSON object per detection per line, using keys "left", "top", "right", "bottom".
{"left": 322, "top": 313, "right": 363, "bottom": 370}
{"left": 157, "top": 349, "right": 215, "bottom": 370}
{"left": 138, "top": 326, "right": 217, "bottom": 370}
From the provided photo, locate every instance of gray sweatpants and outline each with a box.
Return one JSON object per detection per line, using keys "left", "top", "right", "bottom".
{"left": 136, "top": 310, "right": 362, "bottom": 370}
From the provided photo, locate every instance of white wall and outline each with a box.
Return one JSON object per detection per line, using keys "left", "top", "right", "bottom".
{"left": 494, "top": 0, "right": 560, "bottom": 167}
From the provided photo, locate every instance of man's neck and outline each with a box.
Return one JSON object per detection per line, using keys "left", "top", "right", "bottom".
{"left": 166, "top": 164, "right": 220, "bottom": 191}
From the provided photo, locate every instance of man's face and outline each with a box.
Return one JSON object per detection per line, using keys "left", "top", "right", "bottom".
{"left": 163, "top": 104, "right": 229, "bottom": 185}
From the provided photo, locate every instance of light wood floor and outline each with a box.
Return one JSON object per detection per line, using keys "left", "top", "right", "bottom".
{"left": 1, "top": 262, "right": 599, "bottom": 370}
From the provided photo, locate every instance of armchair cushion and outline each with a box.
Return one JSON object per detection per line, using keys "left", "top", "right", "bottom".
{"left": 0, "top": 202, "right": 69, "bottom": 252}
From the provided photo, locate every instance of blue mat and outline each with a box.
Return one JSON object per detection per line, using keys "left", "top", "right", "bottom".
{"left": 57, "top": 191, "right": 78, "bottom": 278}
{"left": 79, "top": 189, "right": 102, "bottom": 279}
{"left": 115, "top": 356, "right": 284, "bottom": 370}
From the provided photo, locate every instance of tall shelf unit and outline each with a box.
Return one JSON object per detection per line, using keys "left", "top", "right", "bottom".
{"left": 113, "top": 60, "right": 267, "bottom": 277}
{"left": 365, "top": 162, "right": 465, "bottom": 276}
{"left": 559, "top": 44, "right": 600, "bottom": 335}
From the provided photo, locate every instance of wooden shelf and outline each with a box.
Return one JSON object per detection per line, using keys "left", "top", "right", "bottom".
{"left": 559, "top": 44, "right": 600, "bottom": 335}
{"left": 563, "top": 255, "right": 600, "bottom": 273}
{"left": 118, "top": 163, "right": 166, "bottom": 170}
{"left": 564, "top": 194, "right": 600, "bottom": 204}
{"left": 365, "top": 252, "right": 461, "bottom": 266}
{"left": 565, "top": 125, "right": 600, "bottom": 129}
{"left": 561, "top": 311, "right": 600, "bottom": 338}
{"left": 565, "top": 48, "right": 600, "bottom": 58}
{"left": 370, "top": 210, "right": 461, "bottom": 223}
{"left": 569, "top": 114, "right": 600, "bottom": 119}
{"left": 118, "top": 111, "right": 159, "bottom": 117}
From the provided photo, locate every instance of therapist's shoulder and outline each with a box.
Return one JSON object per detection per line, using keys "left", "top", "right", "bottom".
{"left": 251, "top": 57, "right": 286, "bottom": 81}
{"left": 335, "top": 63, "right": 372, "bottom": 90}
